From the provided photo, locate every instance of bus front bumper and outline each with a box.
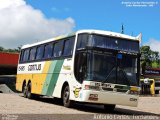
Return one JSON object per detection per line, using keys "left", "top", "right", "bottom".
{"left": 79, "top": 90, "right": 139, "bottom": 107}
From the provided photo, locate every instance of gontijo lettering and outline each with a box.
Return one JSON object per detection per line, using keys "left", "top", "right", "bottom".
{"left": 28, "top": 64, "right": 41, "bottom": 71}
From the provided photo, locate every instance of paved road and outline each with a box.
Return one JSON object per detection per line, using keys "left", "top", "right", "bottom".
{"left": 0, "top": 94, "right": 159, "bottom": 120}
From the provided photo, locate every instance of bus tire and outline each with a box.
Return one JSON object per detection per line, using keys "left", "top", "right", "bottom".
{"left": 62, "top": 85, "right": 73, "bottom": 107}
{"left": 27, "top": 82, "right": 32, "bottom": 99}
{"left": 22, "top": 82, "right": 27, "bottom": 98}
{"left": 104, "top": 104, "right": 115, "bottom": 112}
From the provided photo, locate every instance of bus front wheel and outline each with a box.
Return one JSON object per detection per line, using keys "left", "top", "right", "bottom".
{"left": 62, "top": 85, "right": 73, "bottom": 107}
{"left": 104, "top": 104, "right": 115, "bottom": 112}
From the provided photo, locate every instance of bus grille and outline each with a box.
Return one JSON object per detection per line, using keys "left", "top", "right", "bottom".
{"left": 102, "top": 87, "right": 128, "bottom": 93}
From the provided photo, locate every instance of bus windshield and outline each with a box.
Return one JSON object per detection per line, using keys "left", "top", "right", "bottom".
{"left": 75, "top": 33, "right": 139, "bottom": 86}
{"left": 87, "top": 52, "right": 138, "bottom": 86}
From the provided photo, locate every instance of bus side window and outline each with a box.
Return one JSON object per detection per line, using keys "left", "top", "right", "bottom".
{"left": 76, "top": 34, "right": 89, "bottom": 49}
{"left": 29, "top": 47, "right": 36, "bottom": 61}
{"left": 53, "top": 40, "right": 63, "bottom": 58}
{"left": 20, "top": 50, "right": 24, "bottom": 62}
{"left": 22, "top": 49, "right": 30, "bottom": 62}
{"left": 74, "top": 52, "right": 87, "bottom": 83}
{"left": 63, "top": 37, "right": 75, "bottom": 57}
{"left": 44, "top": 43, "right": 53, "bottom": 59}
{"left": 36, "top": 45, "right": 44, "bottom": 60}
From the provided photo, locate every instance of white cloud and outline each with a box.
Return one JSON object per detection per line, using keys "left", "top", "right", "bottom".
{"left": 0, "top": 0, "right": 75, "bottom": 48}
{"left": 146, "top": 39, "right": 160, "bottom": 53}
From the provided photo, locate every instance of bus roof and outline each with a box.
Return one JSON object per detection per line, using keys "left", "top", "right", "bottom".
{"left": 21, "top": 29, "right": 141, "bottom": 49}
{"left": 77, "top": 29, "right": 141, "bottom": 41}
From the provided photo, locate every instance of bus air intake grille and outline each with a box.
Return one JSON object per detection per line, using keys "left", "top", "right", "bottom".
{"left": 102, "top": 87, "right": 113, "bottom": 91}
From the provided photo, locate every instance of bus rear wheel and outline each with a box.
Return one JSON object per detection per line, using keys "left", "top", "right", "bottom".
{"left": 62, "top": 85, "right": 73, "bottom": 107}
{"left": 22, "top": 83, "right": 27, "bottom": 98}
{"left": 104, "top": 104, "right": 115, "bottom": 112}
{"left": 26, "top": 82, "right": 32, "bottom": 99}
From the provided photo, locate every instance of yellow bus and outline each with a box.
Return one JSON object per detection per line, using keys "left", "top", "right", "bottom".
{"left": 16, "top": 29, "right": 141, "bottom": 111}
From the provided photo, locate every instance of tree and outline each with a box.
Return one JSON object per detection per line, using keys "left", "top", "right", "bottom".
{"left": 140, "top": 45, "right": 160, "bottom": 74}
{"left": 0, "top": 46, "right": 4, "bottom": 52}
{"left": 140, "top": 46, "right": 152, "bottom": 69}
{"left": 0, "top": 46, "right": 20, "bottom": 53}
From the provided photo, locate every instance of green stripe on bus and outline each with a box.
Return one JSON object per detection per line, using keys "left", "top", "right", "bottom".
{"left": 42, "top": 59, "right": 64, "bottom": 96}
{"left": 46, "top": 59, "right": 64, "bottom": 95}
{"left": 41, "top": 61, "right": 57, "bottom": 95}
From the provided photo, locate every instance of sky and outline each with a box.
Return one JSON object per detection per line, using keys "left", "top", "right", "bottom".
{"left": 0, "top": 0, "right": 160, "bottom": 52}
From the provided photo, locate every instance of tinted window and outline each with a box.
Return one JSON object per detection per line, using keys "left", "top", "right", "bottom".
{"left": 74, "top": 52, "right": 87, "bottom": 83}
{"left": 36, "top": 45, "right": 44, "bottom": 60}
{"left": 76, "top": 34, "right": 89, "bottom": 49}
{"left": 92, "top": 35, "right": 117, "bottom": 49}
{"left": 29, "top": 47, "right": 36, "bottom": 61}
{"left": 63, "top": 37, "right": 75, "bottom": 56}
{"left": 92, "top": 35, "right": 139, "bottom": 53}
{"left": 44, "top": 43, "right": 53, "bottom": 59}
{"left": 23, "top": 49, "right": 29, "bottom": 62}
{"left": 20, "top": 50, "right": 24, "bottom": 62}
{"left": 53, "top": 41, "right": 63, "bottom": 57}
{"left": 118, "top": 38, "right": 139, "bottom": 52}
{"left": 88, "top": 53, "right": 116, "bottom": 82}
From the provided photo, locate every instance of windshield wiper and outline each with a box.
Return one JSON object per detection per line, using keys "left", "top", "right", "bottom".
{"left": 118, "top": 68, "right": 131, "bottom": 86}
{"left": 102, "top": 66, "right": 131, "bottom": 86}
{"left": 102, "top": 67, "right": 115, "bottom": 83}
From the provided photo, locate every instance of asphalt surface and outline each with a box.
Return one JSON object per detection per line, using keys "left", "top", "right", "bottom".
{"left": 0, "top": 93, "right": 160, "bottom": 120}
